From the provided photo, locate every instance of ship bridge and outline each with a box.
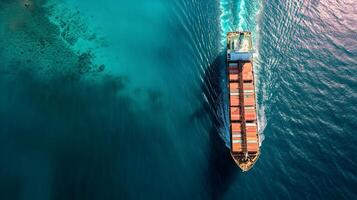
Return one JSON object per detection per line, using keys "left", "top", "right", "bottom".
{"left": 227, "top": 32, "right": 254, "bottom": 61}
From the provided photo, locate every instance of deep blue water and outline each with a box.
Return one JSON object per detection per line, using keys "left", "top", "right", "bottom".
{"left": 0, "top": 0, "right": 356, "bottom": 199}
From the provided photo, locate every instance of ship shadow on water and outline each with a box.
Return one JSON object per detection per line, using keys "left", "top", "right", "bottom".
{"left": 201, "top": 52, "right": 242, "bottom": 199}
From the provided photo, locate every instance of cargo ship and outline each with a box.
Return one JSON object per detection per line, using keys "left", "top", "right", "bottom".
{"left": 227, "top": 31, "right": 260, "bottom": 171}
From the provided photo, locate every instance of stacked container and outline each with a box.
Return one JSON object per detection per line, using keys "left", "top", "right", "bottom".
{"left": 229, "top": 62, "right": 259, "bottom": 153}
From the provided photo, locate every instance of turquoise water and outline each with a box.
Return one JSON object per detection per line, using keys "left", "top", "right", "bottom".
{"left": 0, "top": 0, "right": 356, "bottom": 199}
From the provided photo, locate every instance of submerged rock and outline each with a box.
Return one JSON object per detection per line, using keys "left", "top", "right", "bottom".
{"left": 75, "top": 51, "right": 106, "bottom": 74}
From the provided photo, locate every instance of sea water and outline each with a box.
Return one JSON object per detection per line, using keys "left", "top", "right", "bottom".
{"left": 0, "top": 0, "right": 356, "bottom": 199}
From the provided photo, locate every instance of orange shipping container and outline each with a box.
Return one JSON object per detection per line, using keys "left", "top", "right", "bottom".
{"left": 247, "top": 136, "right": 258, "bottom": 140}
{"left": 246, "top": 131, "right": 257, "bottom": 135}
{"left": 243, "top": 63, "right": 253, "bottom": 73}
{"left": 247, "top": 134, "right": 257, "bottom": 139}
{"left": 247, "top": 144, "right": 258, "bottom": 147}
{"left": 229, "top": 74, "right": 239, "bottom": 81}
{"left": 243, "top": 83, "right": 254, "bottom": 91}
{"left": 232, "top": 123, "right": 241, "bottom": 132}
{"left": 231, "top": 107, "right": 241, "bottom": 121}
{"left": 232, "top": 145, "right": 243, "bottom": 152}
{"left": 243, "top": 75, "right": 253, "bottom": 81}
{"left": 244, "top": 98, "right": 255, "bottom": 106}
{"left": 231, "top": 113, "right": 241, "bottom": 121}
{"left": 230, "top": 82, "right": 239, "bottom": 90}
{"left": 247, "top": 146, "right": 259, "bottom": 152}
{"left": 246, "top": 126, "right": 257, "bottom": 130}
{"left": 246, "top": 130, "right": 257, "bottom": 135}
{"left": 230, "top": 96, "right": 240, "bottom": 106}
{"left": 242, "top": 63, "right": 253, "bottom": 81}
{"left": 230, "top": 83, "right": 239, "bottom": 94}
{"left": 245, "top": 113, "right": 256, "bottom": 120}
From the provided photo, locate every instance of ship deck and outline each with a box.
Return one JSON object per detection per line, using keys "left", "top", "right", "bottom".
{"left": 227, "top": 32, "right": 260, "bottom": 171}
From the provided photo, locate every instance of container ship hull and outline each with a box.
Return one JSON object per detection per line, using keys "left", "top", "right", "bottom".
{"left": 227, "top": 32, "right": 260, "bottom": 171}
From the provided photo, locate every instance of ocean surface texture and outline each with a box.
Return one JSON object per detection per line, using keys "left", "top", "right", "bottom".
{"left": 0, "top": 0, "right": 356, "bottom": 199}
